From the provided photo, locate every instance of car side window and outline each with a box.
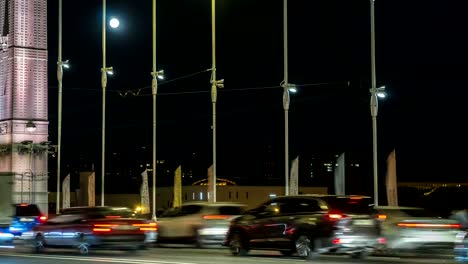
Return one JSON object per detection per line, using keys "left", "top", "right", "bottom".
{"left": 294, "top": 199, "right": 321, "bottom": 213}
{"left": 161, "top": 207, "right": 180, "bottom": 217}
{"left": 180, "top": 205, "right": 203, "bottom": 216}
{"left": 256, "top": 202, "right": 282, "bottom": 216}
{"left": 47, "top": 214, "right": 84, "bottom": 224}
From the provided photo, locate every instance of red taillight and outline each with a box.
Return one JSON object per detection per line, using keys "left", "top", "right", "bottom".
{"left": 203, "top": 215, "right": 230, "bottom": 220}
{"left": 332, "top": 238, "right": 341, "bottom": 244}
{"left": 93, "top": 228, "right": 112, "bottom": 232}
{"left": 94, "top": 224, "right": 118, "bottom": 227}
{"left": 326, "top": 213, "right": 344, "bottom": 220}
{"left": 105, "top": 215, "right": 121, "bottom": 219}
{"left": 376, "top": 214, "right": 387, "bottom": 220}
{"left": 93, "top": 223, "right": 118, "bottom": 232}
{"left": 133, "top": 222, "right": 158, "bottom": 231}
{"left": 378, "top": 237, "right": 387, "bottom": 244}
{"left": 39, "top": 216, "right": 47, "bottom": 222}
{"left": 397, "top": 223, "right": 461, "bottom": 228}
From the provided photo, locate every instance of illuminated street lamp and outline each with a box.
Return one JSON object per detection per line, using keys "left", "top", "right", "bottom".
{"left": 101, "top": 0, "right": 119, "bottom": 206}
{"left": 150, "top": 0, "right": 165, "bottom": 221}
{"left": 210, "top": 0, "right": 224, "bottom": 203}
{"left": 282, "top": 0, "right": 290, "bottom": 196}
{"left": 370, "top": 0, "right": 386, "bottom": 206}
{"left": 56, "top": 0, "right": 70, "bottom": 214}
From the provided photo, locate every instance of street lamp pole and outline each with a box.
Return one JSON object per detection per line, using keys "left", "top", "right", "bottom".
{"left": 282, "top": 0, "right": 290, "bottom": 196}
{"left": 151, "top": 0, "right": 158, "bottom": 221}
{"left": 56, "top": 0, "right": 63, "bottom": 214}
{"left": 210, "top": 0, "right": 223, "bottom": 203}
{"left": 101, "top": 0, "right": 108, "bottom": 207}
{"left": 370, "top": 0, "right": 379, "bottom": 207}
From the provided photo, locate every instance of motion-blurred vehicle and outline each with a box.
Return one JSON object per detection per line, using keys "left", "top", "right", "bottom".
{"left": 454, "top": 229, "right": 468, "bottom": 263}
{"left": 0, "top": 231, "right": 14, "bottom": 248}
{"left": 225, "top": 194, "right": 382, "bottom": 259}
{"left": 21, "top": 206, "right": 156, "bottom": 254}
{"left": 156, "top": 202, "right": 246, "bottom": 247}
{"left": 374, "top": 206, "right": 461, "bottom": 255}
{"left": 8, "top": 203, "right": 47, "bottom": 237}
{"left": 331, "top": 215, "right": 386, "bottom": 258}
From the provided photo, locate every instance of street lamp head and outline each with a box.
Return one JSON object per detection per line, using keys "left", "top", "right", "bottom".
{"left": 157, "top": 70, "right": 165, "bottom": 80}
{"left": 106, "top": 67, "right": 114, "bottom": 75}
{"left": 216, "top": 79, "right": 224, "bottom": 88}
{"left": 376, "top": 85, "right": 386, "bottom": 98}
{"left": 288, "top": 84, "right": 298, "bottom": 93}
{"left": 109, "top": 17, "right": 120, "bottom": 29}
{"left": 377, "top": 92, "right": 386, "bottom": 98}
{"left": 62, "top": 60, "right": 70, "bottom": 69}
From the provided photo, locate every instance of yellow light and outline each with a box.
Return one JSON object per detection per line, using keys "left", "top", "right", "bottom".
{"left": 135, "top": 207, "right": 142, "bottom": 212}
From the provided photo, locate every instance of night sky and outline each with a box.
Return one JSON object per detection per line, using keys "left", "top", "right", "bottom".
{"left": 45, "top": 0, "right": 468, "bottom": 192}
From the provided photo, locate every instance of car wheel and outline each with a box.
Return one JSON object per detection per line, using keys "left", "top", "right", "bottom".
{"left": 32, "top": 234, "right": 45, "bottom": 253}
{"left": 78, "top": 243, "right": 90, "bottom": 255}
{"left": 194, "top": 229, "right": 203, "bottom": 248}
{"left": 295, "top": 235, "right": 318, "bottom": 260}
{"left": 230, "top": 233, "right": 248, "bottom": 256}
{"left": 350, "top": 251, "right": 368, "bottom": 259}
{"left": 280, "top": 250, "right": 294, "bottom": 256}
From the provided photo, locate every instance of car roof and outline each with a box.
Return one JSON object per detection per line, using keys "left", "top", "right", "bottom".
{"left": 275, "top": 194, "right": 372, "bottom": 199}
{"left": 61, "top": 206, "right": 132, "bottom": 212}
{"left": 181, "top": 202, "right": 246, "bottom": 207}
{"left": 374, "top": 206, "right": 424, "bottom": 210}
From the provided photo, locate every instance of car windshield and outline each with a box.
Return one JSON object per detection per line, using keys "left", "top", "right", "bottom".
{"left": 47, "top": 214, "right": 84, "bottom": 224}
{"left": 217, "top": 206, "right": 245, "bottom": 215}
{"left": 378, "top": 208, "right": 441, "bottom": 218}
{"left": 15, "top": 204, "right": 41, "bottom": 216}
{"left": 60, "top": 207, "right": 136, "bottom": 218}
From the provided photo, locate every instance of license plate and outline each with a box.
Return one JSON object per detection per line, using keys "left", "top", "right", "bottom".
{"left": 19, "top": 218, "right": 34, "bottom": 222}
{"left": 353, "top": 219, "right": 374, "bottom": 226}
{"left": 113, "top": 225, "right": 137, "bottom": 230}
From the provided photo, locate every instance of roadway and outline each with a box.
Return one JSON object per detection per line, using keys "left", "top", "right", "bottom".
{"left": 0, "top": 244, "right": 458, "bottom": 264}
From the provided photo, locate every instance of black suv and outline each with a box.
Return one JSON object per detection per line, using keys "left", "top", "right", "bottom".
{"left": 225, "top": 195, "right": 376, "bottom": 259}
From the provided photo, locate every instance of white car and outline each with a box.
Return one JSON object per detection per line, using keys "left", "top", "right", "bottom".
{"left": 156, "top": 202, "right": 246, "bottom": 247}
{"left": 374, "top": 206, "right": 461, "bottom": 254}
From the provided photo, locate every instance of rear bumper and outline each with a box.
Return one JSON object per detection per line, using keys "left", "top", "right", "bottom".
{"left": 330, "top": 236, "right": 386, "bottom": 254}
{"left": 198, "top": 227, "right": 228, "bottom": 245}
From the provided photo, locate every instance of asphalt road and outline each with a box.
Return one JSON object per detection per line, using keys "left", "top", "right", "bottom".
{"left": 0, "top": 244, "right": 459, "bottom": 264}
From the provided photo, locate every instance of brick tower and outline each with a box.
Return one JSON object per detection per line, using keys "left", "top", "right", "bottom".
{"left": 0, "top": 0, "right": 49, "bottom": 216}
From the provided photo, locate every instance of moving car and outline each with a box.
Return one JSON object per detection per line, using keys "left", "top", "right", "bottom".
{"left": 9, "top": 203, "right": 47, "bottom": 237}
{"left": 225, "top": 194, "right": 380, "bottom": 259}
{"left": 21, "top": 206, "right": 156, "bottom": 254}
{"left": 374, "top": 206, "right": 461, "bottom": 255}
{"left": 455, "top": 229, "right": 468, "bottom": 263}
{"left": 331, "top": 215, "right": 386, "bottom": 258}
{"left": 156, "top": 202, "right": 246, "bottom": 247}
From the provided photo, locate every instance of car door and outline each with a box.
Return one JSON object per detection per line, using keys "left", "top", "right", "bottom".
{"left": 59, "top": 214, "right": 88, "bottom": 246}
{"left": 261, "top": 199, "right": 322, "bottom": 249}
{"left": 157, "top": 207, "right": 181, "bottom": 239}
{"left": 40, "top": 214, "right": 79, "bottom": 246}
{"left": 245, "top": 201, "right": 285, "bottom": 248}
